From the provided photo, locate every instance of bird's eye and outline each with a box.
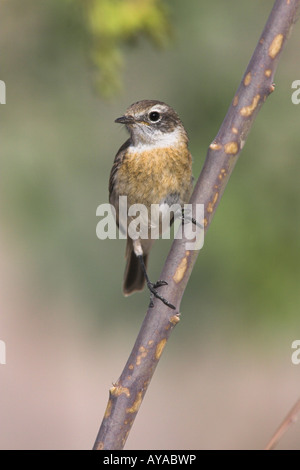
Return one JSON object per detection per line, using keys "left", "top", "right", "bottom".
{"left": 149, "top": 111, "right": 160, "bottom": 122}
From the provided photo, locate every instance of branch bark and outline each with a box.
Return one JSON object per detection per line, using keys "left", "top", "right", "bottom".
{"left": 265, "top": 397, "right": 300, "bottom": 450}
{"left": 93, "top": 0, "right": 300, "bottom": 450}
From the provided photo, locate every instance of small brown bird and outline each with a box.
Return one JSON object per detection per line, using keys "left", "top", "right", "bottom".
{"left": 109, "top": 100, "right": 193, "bottom": 308}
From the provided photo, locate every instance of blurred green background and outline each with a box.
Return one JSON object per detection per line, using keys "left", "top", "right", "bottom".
{"left": 1, "top": 0, "right": 300, "bottom": 449}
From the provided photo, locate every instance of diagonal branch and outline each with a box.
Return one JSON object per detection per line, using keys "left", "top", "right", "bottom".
{"left": 93, "top": 0, "right": 300, "bottom": 450}
{"left": 265, "top": 397, "right": 300, "bottom": 450}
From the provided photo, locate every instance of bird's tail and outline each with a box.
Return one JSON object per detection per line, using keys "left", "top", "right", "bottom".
{"left": 123, "top": 238, "right": 147, "bottom": 296}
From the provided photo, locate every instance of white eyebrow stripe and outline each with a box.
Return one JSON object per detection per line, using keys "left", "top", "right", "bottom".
{"left": 149, "top": 105, "right": 168, "bottom": 113}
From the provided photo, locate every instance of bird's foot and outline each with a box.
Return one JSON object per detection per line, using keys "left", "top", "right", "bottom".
{"left": 147, "top": 280, "right": 175, "bottom": 310}
{"left": 181, "top": 208, "right": 203, "bottom": 229}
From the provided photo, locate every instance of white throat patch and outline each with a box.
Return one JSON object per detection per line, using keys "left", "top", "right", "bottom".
{"left": 130, "top": 127, "right": 183, "bottom": 152}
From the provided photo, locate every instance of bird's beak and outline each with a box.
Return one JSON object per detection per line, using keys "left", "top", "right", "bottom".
{"left": 115, "top": 115, "right": 135, "bottom": 125}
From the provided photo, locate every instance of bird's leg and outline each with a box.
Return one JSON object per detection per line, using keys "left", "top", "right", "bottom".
{"left": 137, "top": 255, "right": 175, "bottom": 310}
{"left": 181, "top": 208, "right": 203, "bottom": 229}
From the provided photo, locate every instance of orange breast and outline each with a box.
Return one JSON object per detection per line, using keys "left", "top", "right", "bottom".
{"left": 116, "top": 144, "right": 192, "bottom": 208}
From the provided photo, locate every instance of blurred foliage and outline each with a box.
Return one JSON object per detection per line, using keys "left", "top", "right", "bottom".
{"left": 65, "top": 0, "right": 172, "bottom": 96}
{"left": 1, "top": 0, "right": 300, "bottom": 335}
